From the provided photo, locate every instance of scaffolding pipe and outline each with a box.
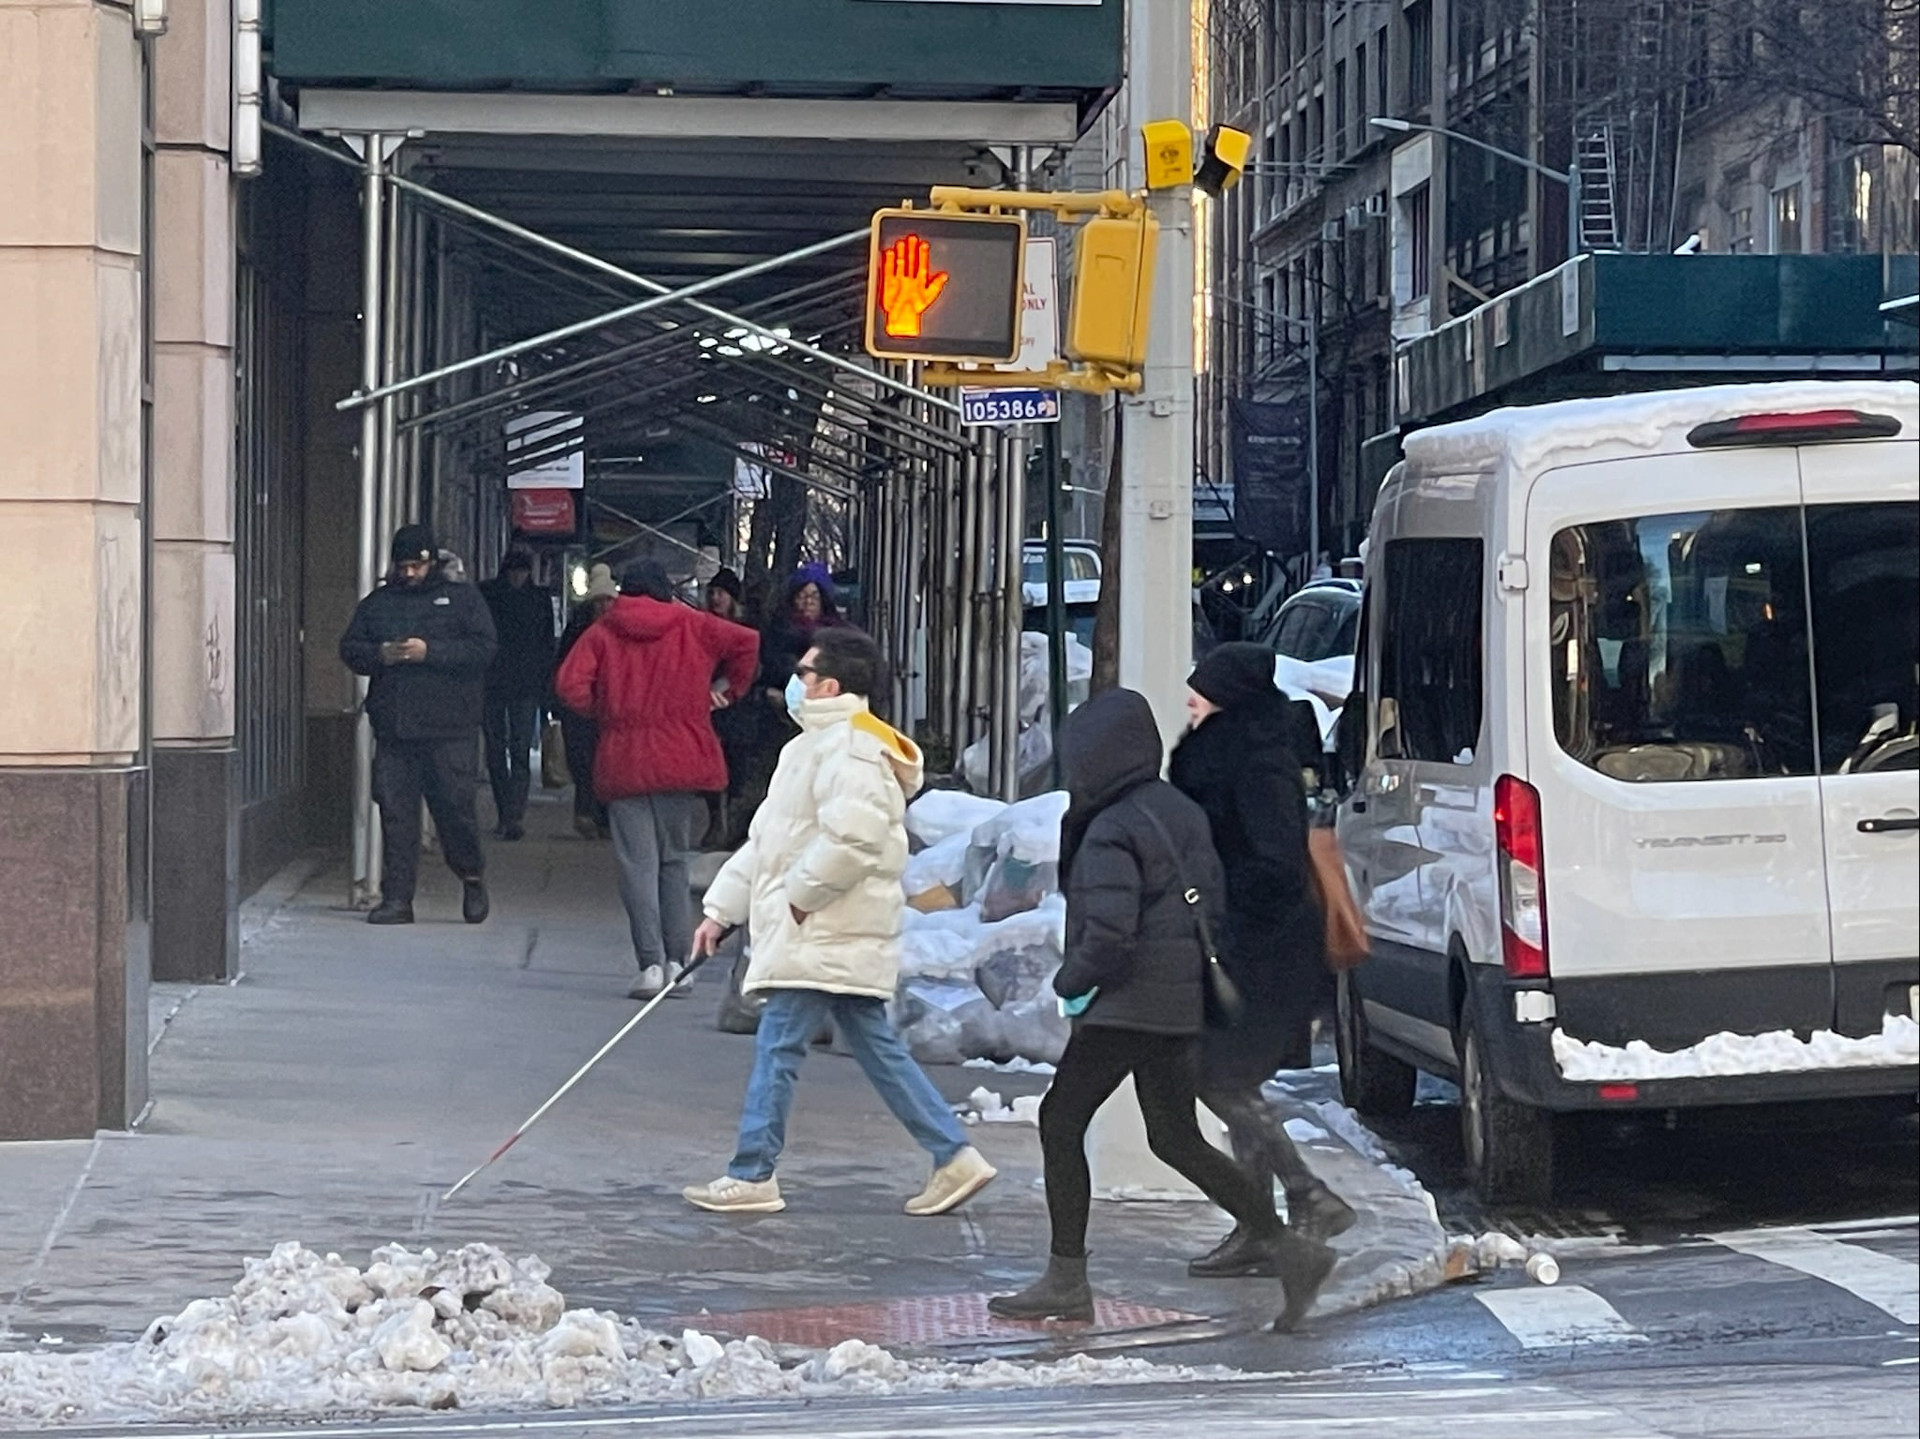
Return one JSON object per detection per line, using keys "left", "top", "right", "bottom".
{"left": 902, "top": 417, "right": 927, "bottom": 736}
{"left": 936, "top": 442, "right": 963, "bottom": 755}
{"left": 992, "top": 146, "right": 1035, "bottom": 800}
{"left": 350, "top": 135, "right": 390, "bottom": 908}
{"left": 262, "top": 126, "right": 962, "bottom": 422}
{"left": 403, "top": 206, "right": 430, "bottom": 525}
{"left": 951, "top": 443, "right": 978, "bottom": 753}
{"left": 969, "top": 434, "right": 996, "bottom": 761}
{"left": 335, "top": 229, "right": 871, "bottom": 414}
{"left": 376, "top": 182, "right": 404, "bottom": 562}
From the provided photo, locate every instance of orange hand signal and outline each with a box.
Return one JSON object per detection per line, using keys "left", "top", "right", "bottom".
{"left": 879, "top": 234, "right": 949, "bottom": 338}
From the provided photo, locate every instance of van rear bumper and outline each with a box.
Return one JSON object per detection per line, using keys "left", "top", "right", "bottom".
{"left": 1466, "top": 965, "right": 1920, "bottom": 1113}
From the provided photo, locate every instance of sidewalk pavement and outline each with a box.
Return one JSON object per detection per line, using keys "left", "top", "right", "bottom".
{"left": 0, "top": 793, "right": 1446, "bottom": 1363}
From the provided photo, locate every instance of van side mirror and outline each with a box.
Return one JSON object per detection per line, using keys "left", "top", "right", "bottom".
{"left": 1334, "top": 697, "right": 1365, "bottom": 790}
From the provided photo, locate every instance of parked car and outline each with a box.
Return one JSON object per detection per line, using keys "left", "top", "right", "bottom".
{"left": 1332, "top": 380, "right": 1920, "bottom": 1203}
{"left": 1267, "top": 577, "right": 1362, "bottom": 663}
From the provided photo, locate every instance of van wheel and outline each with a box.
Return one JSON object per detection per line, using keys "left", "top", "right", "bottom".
{"left": 1459, "top": 1008, "right": 1554, "bottom": 1206}
{"left": 1336, "top": 969, "right": 1416, "bottom": 1117}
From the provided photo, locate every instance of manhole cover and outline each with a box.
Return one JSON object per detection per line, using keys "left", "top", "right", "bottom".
{"left": 684, "top": 1292, "right": 1205, "bottom": 1349}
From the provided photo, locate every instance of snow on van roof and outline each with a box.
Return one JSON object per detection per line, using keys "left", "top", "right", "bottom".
{"left": 1403, "top": 379, "right": 1918, "bottom": 475}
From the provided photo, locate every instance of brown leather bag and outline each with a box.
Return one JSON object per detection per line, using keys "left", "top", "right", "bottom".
{"left": 1309, "top": 828, "right": 1369, "bottom": 971}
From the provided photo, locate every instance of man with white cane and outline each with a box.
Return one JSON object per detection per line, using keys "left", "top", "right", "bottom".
{"left": 683, "top": 627, "right": 996, "bottom": 1217}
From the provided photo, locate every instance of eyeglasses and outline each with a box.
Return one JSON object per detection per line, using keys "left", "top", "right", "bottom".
{"left": 793, "top": 664, "right": 818, "bottom": 681}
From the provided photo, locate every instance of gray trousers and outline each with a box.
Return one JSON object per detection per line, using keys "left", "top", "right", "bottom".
{"left": 607, "top": 791, "right": 703, "bottom": 970}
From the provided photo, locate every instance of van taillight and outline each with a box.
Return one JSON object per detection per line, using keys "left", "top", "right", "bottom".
{"left": 1687, "top": 409, "right": 1901, "bottom": 448}
{"left": 1494, "top": 775, "right": 1549, "bottom": 979}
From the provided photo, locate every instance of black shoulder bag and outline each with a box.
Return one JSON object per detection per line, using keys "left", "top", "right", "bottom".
{"left": 1138, "top": 805, "right": 1244, "bottom": 1029}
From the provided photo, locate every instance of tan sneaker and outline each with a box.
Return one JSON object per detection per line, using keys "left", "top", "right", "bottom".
{"left": 682, "top": 1175, "right": 786, "bottom": 1214}
{"left": 905, "top": 1145, "right": 997, "bottom": 1216}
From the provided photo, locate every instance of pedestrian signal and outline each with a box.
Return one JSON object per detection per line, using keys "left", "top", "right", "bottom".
{"left": 864, "top": 210, "right": 1027, "bottom": 364}
{"left": 1065, "top": 209, "right": 1159, "bottom": 371}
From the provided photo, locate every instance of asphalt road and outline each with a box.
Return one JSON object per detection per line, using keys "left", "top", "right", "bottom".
{"left": 48, "top": 1362, "right": 1920, "bottom": 1439}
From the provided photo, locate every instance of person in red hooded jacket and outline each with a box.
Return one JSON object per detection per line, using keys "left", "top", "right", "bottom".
{"left": 556, "top": 560, "right": 759, "bottom": 999}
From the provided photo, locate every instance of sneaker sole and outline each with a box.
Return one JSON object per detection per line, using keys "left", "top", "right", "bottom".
{"left": 684, "top": 1194, "right": 786, "bottom": 1215}
{"left": 904, "top": 1167, "right": 997, "bottom": 1217}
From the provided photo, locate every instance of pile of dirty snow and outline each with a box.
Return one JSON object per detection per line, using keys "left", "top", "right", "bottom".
{"left": 1552, "top": 1013, "right": 1920, "bottom": 1082}
{"left": 0, "top": 1243, "right": 1249, "bottom": 1425}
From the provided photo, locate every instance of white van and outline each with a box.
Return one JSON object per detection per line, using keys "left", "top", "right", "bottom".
{"left": 1332, "top": 380, "right": 1919, "bottom": 1202}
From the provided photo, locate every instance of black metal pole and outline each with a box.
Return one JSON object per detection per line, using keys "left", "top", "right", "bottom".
{"left": 1042, "top": 421, "right": 1069, "bottom": 788}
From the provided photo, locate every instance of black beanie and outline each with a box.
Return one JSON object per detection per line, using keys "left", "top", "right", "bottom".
{"left": 708, "top": 567, "right": 743, "bottom": 601}
{"left": 1187, "top": 641, "right": 1280, "bottom": 710}
{"left": 390, "top": 524, "right": 437, "bottom": 564}
{"left": 619, "top": 559, "right": 675, "bottom": 601}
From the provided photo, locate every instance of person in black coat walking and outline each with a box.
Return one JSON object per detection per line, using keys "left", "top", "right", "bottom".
{"left": 477, "top": 549, "right": 557, "bottom": 841}
{"left": 989, "top": 689, "right": 1333, "bottom": 1331}
{"left": 340, "top": 525, "right": 497, "bottom": 926}
{"left": 1170, "top": 643, "right": 1358, "bottom": 1278}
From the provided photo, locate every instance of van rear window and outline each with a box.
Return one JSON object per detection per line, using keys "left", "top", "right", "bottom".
{"left": 1550, "top": 502, "right": 1920, "bottom": 780}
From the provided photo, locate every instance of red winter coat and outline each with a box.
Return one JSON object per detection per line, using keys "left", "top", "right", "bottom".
{"left": 554, "top": 596, "right": 760, "bottom": 800}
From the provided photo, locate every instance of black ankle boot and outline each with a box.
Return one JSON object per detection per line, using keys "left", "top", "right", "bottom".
{"left": 1271, "top": 1232, "right": 1339, "bottom": 1333}
{"left": 988, "top": 1255, "right": 1094, "bottom": 1322}
{"left": 1188, "top": 1224, "right": 1278, "bottom": 1278}
{"left": 462, "top": 876, "right": 490, "bottom": 925}
{"left": 366, "top": 901, "right": 414, "bottom": 926}
{"left": 1288, "top": 1184, "right": 1358, "bottom": 1242}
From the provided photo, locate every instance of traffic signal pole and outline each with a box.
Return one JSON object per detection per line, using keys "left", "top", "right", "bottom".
{"left": 1115, "top": 0, "right": 1196, "bottom": 750}
{"left": 1083, "top": 0, "right": 1218, "bottom": 1204}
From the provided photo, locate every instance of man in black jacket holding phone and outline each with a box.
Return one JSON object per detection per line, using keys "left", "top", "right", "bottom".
{"left": 340, "top": 525, "right": 498, "bottom": 926}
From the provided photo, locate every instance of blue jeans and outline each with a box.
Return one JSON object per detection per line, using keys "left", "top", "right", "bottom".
{"left": 728, "top": 989, "right": 969, "bottom": 1182}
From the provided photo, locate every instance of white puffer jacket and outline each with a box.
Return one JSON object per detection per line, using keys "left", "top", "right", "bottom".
{"left": 704, "top": 693, "right": 924, "bottom": 1000}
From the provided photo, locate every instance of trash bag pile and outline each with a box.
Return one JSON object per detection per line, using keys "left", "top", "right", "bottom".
{"left": 895, "top": 790, "right": 1072, "bottom": 1068}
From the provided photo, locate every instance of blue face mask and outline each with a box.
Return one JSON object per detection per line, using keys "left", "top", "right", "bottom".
{"left": 784, "top": 674, "right": 808, "bottom": 717}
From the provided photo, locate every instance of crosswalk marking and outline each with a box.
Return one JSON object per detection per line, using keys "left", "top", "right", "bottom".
{"left": 1474, "top": 1285, "right": 1648, "bottom": 1349}
{"left": 1709, "top": 1225, "right": 1919, "bottom": 1325}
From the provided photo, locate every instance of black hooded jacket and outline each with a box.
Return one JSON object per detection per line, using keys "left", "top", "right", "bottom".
{"left": 1053, "top": 689, "right": 1228, "bottom": 1037}
{"left": 1169, "top": 685, "right": 1324, "bottom": 993}
{"left": 339, "top": 563, "right": 497, "bottom": 742}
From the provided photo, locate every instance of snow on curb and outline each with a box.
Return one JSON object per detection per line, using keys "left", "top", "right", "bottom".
{"left": 1552, "top": 1014, "right": 1919, "bottom": 1082}
{"left": 0, "top": 1243, "right": 1252, "bottom": 1426}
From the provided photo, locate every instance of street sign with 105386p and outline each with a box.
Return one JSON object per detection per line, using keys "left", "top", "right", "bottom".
{"left": 960, "top": 388, "right": 1062, "bottom": 426}
{"left": 960, "top": 236, "right": 1060, "bottom": 427}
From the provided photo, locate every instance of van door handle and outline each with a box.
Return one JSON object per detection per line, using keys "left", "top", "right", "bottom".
{"left": 1858, "top": 816, "right": 1920, "bottom": 833}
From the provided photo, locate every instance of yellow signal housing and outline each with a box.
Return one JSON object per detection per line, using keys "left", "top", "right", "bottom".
{"left": 1141, "top": 119, "right": 1195, "bottom": 190}
{"left": 1196, "top": 124, "right": 1253, "bottom": 195}
{"left": 1065, "top": 209, "right": 1160, "bottom": 370}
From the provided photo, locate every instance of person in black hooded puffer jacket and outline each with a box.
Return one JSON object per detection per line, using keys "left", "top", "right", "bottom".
{"left": 1170, "top": 643, "right": 1358, "bottom": 1279}
{"left": 988, "top": 688, "right": 1333, "bottom": 1331}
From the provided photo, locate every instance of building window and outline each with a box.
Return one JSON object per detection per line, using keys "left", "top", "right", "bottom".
{"left": 1729, "top": 205, "right": 1755, "bottom": 254}
{"left": 1333, "top": 61, "right": 1348, "bottom": 155}
{"left": 1407, "top": 184, "right": 1431, "bottom": 299}
{"left": 1376, "top": 28, "right": 1390, "bottom": 119}
{"left": 1375, "top": 195, "right": 1390, "bottom": 295}
{"left": 1772, "top": 184, "right": 1803, "bottom": 254}
{"left": 1406, "top": 0, "right": 1432, "bottom": 109}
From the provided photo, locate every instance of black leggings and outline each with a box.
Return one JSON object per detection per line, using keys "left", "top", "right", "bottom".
{"left": 1039, "top": 1026, "right": 1278, "bottom": 1259}
{"left": 1200, "top": 1084, "right": 1323, "bottom": 1203}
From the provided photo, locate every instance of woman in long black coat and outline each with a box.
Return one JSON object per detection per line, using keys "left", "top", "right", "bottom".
{"left": 988, "top": 689, "right": 1337, "bottom": 1329}
{"left": 1170, "top": 643, "right": 1357, "bottom": 1277}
